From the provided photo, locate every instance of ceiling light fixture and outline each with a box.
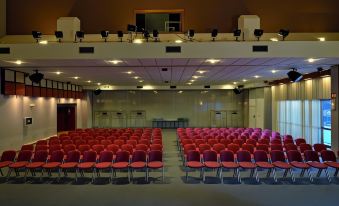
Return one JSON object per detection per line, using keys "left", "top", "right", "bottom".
{"left": 87, "top": 80, "right": 92, "bottom": 83}
{"left": 126, "top": 71, "right": 134, "bottom": 74}
{"left": 211, "top": 29, "right": 218, "bottom": 41}
{"left": 55, "top": 71, "right": 62, "bottom": 75}
{"left": 39, "top": 40, "right": 48, "bottom": 45}
{"left": 197, "top": 70, "right": 207, "bottom": 74}
{"left": 206, "top": 59, "right": 220, "bottom": 64}
{"left": 318, "top": 37, "right": 326, "bottom": 42}
{"left": 73, "top": 76, "right": 79, "bottom": 80}
{"left": 134, "top": 76, "right": 140, "bottom": 79}
{"left": 270, "top": 38, "right": 278, "bottom": 42}
{"left": 233, "top": 29, "right": 242, "bottom": 41}
{"left": 254, "top": 75, "right": 260, "bottom": 78}
{"left": 187, "top": 82, "right": 192, "bottom": 85}
{"left": 108, "top": 60, "right": 123, "bottom": 64}
{"left": 178, "top": 91, "right": 183, "bottom": 94}
{"left": 15, "top": 60, "right": 22, "bottom": 65}
{"left": 271, "top": 70, "right": 278, "bottom": 73}
{"left": 242, "top": 79, "right": 247, "bottom": 82}
{"left": 192, "top": 75, "right": 202, "bottom": 79}
{"left": 254, "top": 29, "right": 264, "bottom": 41}
{"left": 189, "top": 79, "right": 196, "bottom": 82}
{"left": 233, "top": 82, "right": 237, "bottom": 85}
{"left": 287, "top": 68, "right": 303, "bottom": 82}
{"left": 278, "top": 29, "right": 290, "bottom": 41}
{"left": 175, "top": 40, "right": 183, "bottom": 44}
{"left": 139, "top": 80, "right": 144, "bottom": 83}
{"left": 97, "top": 83, "right": 101, "bottom": 86}
{"left": 307, "top": 58, "right": 319, "bottom": 63}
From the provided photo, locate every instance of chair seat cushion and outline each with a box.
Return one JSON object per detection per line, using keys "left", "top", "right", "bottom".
{"left": 186, "top": 161, "right": 203, "bottom": 168}
{"left": 9, "top": 161, "right": 29, "bottom": 168}
{"left": 78, "top": 162, "right": 95, "bottom": 169}
{"left": 273, "top": 161, "right": 292, "bottom": 169}
{"left": 256, "top": 162, "right": 274, "bottom": 169}
{"left": 42, "top": 162, "right": 61, "bottom": 169}
{"left": 204, "top": 161, "right": 220, "bottom": 168}
{"left": 0, "top": 161, "right": 13, "bottom": 168}
{"left": 148, "top": 161, "right": 163, "bottom": 169}
{"left": 325, "top": 162, "right": 339, "bottom": 169}
{"left": 221, "top": 162, "right": 239, "bottom": 168}
{"left": 95, "top": 162, "right": 112, "bottom": 169}
{"left": 130, "top": 162, "right": 146, "bottom": 169}
{"left": 112, "top": 162, "right": 129, "bottom": 169}
{"left": 59, "top": 162, "right": 78, "bottom": 169}
{"left": 290, "top": 161, "right": 310, "bottom": 169}
{"left": 307, "top": 162, "right": 327, "bottom": 169}
{"left": 239, "top": 162, "right": 256, "bottom": 169}
{"left": 26, "top": 162, "right": 45, "bottom": 168}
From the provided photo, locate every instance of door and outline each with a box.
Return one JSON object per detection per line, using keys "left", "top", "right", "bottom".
{"left": 57, "top": 104, "right": 76, "bottom": 132}
{"left": 210, "top": 110, "right": 227, "bottom": 127}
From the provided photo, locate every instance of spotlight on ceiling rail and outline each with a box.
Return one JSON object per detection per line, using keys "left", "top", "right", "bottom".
{"left": 32, "top": 31, "right": 42, "bottom": 43}
{"left": 143, "top": 30, "right": 150, "bottom": 42}
{"left": 233, "top": 29, "right": 241, "bottom": 41}
{"left": 153, "top": 30, "right": 159, "bottom": 42}
{"left": 94, "top": 88, "right": 102, "bottom": 96}
{"left": 233, "top": 85, "right": 244, "bottom": 95}
{"left": 278, "top": 29, "right": 290, "bottom": 41}
{"left": 75, "top": 31, "right": 85, "bottom": 42}
{"left": 287, "top": 68, "right": 303, "bottom": 82}
{"left": 117, "top": 31, "right": 123, "bottom": 42}
{"left": 211, "top": 29, "right": 218, "bottom": 41}
{"left": 101, "top": 30, "right": 109, "bottom": 42}
{"left": 254, "top": 29, "right": 264, "bottom": 41}
{"left": 187, "top": 29, "right": 195, "bottom": 41}
{"left": 29, "top": 70, "right": 44, "bottom": 84}
{"left": 55, "top": 31, "right": 63, "bottom": 42}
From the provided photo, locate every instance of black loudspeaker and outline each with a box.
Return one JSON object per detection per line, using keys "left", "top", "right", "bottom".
{"left": 94, "top": 89, "right": 102, "bottom": 95}
{"left": 233, "top": 88, "right": 242, "bottom": 95}
{"left": 29, "top": 70, "right": 44, "bottom": 84}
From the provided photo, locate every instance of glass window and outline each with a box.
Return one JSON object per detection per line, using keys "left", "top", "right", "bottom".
{"left": 321, "top": 100, "right": 331, "bottom": 146}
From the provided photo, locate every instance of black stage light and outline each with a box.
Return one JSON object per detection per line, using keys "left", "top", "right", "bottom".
{"left": 143, "top": 31, "right": 150, "bottom": 42}
{"left": 254, "top": 29, "right": 264, "bottom": 41}
{"left": 287, "top": 68, "right": 303, "bottom": 82}
{"left": 153, "top": 30, "right": 159, "bottom": 42}
{"left": 55, "top": 31, "right": 63, "bottom": 42}
{"left": 75, "top": 31, "right": 85, "bottom": 42}
{"left": 233, "top": 29, "right": 241, "bottom": 41}
{"left": 211, "top": 29, "right": 218, "bottom": 41}
{"left": 127, "top": 24, "right": 137, "bottom": 32}
{"left": 117, "top": 31, "right": 123, "bottom": 42}
{"left": 278, "top": 29, "right": 290, "bottom": 41}
{"left": 94, "top": 89, "right": 102, "bottom": 96}
{"left": 29, "top": 70, "right": 44, "bottom": 84}
{"left": 233, "top": 87, "right": 242, "bottom": 95}
{"left": 32, "top": 31, "right": 42, "bottom": 42}
{"left": 101, "top": 30, "right": 109, "bottom": 42}
{"left": 188, "top": 29, "right": 195, "bottom": 41}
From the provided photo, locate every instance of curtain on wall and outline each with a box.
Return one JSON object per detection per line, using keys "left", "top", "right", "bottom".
{"left": 272, "top": 77, "right": 331, "bottom": 144}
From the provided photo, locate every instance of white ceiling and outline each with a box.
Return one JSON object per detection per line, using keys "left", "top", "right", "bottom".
{"left": 1, "top": 58, "right": 338, "bottom": 86}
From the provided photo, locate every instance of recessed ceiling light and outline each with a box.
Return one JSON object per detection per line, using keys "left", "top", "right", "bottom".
{"left": 97, "top": 83, "right": 101, "bottom": 85}
{"left": 197, "top": 70, "right": 207, "bottom": 74}
{"left": 55, "top": 71, "right": 62, "bottom": 75}
{"left": 304, "top": 78, "right": 312, "bottom": 81}
{"left": 175, "top": 40, "right": 183, "bottom": 43}
{"left": 15, "top": 60, "right": 22, "bottom": 65}
{"left": 270, "top": 38, "right": 279, "bottom": 42}
{"left": 271, "top": 70, "right": 278, "bottom": 73}
{"left": 125, "top": 71, "right": 134, "bottom": 74}
{"left": 254, "top": 75, "right": 260, "bottom": 78}
{"left": 39, "top": 40, "right": 48, "bottom": 45}
{"left": 178, "top": 91, "right": 183, "bottom": 94}
{"left": 233, "top": 82, "right": 237, "bottom": 85}
{"left": 187, "top": 82, "right": 192, "bottom": 85}
{"left": 153, "top": 91, "right": 158, "bottom": 94}
{"left": 242, "top": 79, "right": 247, "bottom": 82}
{"left": 279, "top": 83, "right": 284, "bottom": 85}
{"left": 318, "top": 37, "right": 326, "bottom": 42}
{"left": 189, "top": 79, "right": 196, "bottom": 82}
{"left": 73, "top": 76, "right": 79, "bottom": 80}
{"left": 206, "top": 59, "right": 220, "bottom": 64}
{"left": 108, "top": 60, "right": 123, "bottom": 64}
{"left": 87, "top": 80, "right": 92, "bottom": 83}
{"left": 134, "top": 76, "right": 140, "bottom": 79}
{"left": 133, "top": 39, "right": 143, "bottom": 44}
{"left": 192, "top": 75, "right": 202, "bottom": 79}
{"left": 139, "top": 80, "right": 144, "bottom": 83}
{"left": 307, "top": 58, "right": 319, "bottom": 63}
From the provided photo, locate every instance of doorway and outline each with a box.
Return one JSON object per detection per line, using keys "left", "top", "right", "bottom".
{"left": 57, "top": 104, "right": 76, "bottom": 132}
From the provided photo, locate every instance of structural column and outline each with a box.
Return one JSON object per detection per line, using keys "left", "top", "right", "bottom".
{"left": 331, "top": 65, "right": 339, "bottom": 154}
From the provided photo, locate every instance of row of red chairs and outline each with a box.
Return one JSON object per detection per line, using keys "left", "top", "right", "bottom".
{"left": 185, "top": 149, "right": 339, "bottom": 183}
{"left": 0, "top": 149, "right": 164, "bottom": 183}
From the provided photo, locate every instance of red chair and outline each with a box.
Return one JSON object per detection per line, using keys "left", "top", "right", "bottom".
{"left": 295, "top": 138, "right": 306, "bottom": 146}
{"left": 147, "top": 150, "right": 164, "bottom": 182}
{"left": 113, "top": 140, "right": 125, "bottom": 148}
{"left": 299, "top": 143, "right": 312, "bottom": 154}
{"left": 236, "top": 150, "right": 259, "bottom": 183}
{"left": 88, "top": 140, "right": 100, "bottom": 147}
{"left": 227, "top": 143, "right": 240, "bottom": 154}
{"left": 25, "top": 150, "right": 48, "bottom": 181}
{"left": 270, "top": 150, "right": 295, "bottom": 182}
{"left": 59, "top": 150, "right": 81, "bottom": 182}
{"left": 219, "top": 150, "right": 240, "bottom": 183}
{"left": 284, "top": 143, "right": 298, "bottom": 152}
{"left": 219, "top": 139, "right": 231, "bottom": 147}
{"left": 270, "top": 144, "right": 283, "bottom": 152}
{"left": 185, "top": 150, "right": 203, "bottom": 182}
{"left": 233, "top": 139, "right": 244, "bottom": 147}
{"left": 36, "top": 140, "right": 48, "bottom": 145}
{"left": 130, "top": 150, "right": 147, "bottom": 181}
{"left": 212, "top": 143, "right": 225, "bottom": 154}
{"left": 208, "top": 139, "right": 218, "bottom": 147}
{"left": 94, "top": 151, "right": 114, "bottom": 182}
{"left": 283, "top": 139, "right": 294, "bottom": 145}
{"left": 75, "top": 139, "right": 87, "bottom": 148}
{"left": 150, "top": 144, "right": 163, "bottom": 151}
{"left": 42, "top": 150, "right": 64, "bottom": 180}
{"left": 0, "top": 150, "right": 16, "bottom": 176}
{"left": 256, "top": 144, "right": 269, "bottom": 153}
{"left": 139, "top": 139, "right": 150, "bottom": 146}
{"left": 35, "top": 145, "right": 48, "bottom": 152}
{"left": 92, "top": 144, "right": 105, "bottom": 154}
{"left": 202, "top": 150, "right": 220, "bottom": 182}
{"left": 313, "top": 144, "right": 327, "bottom": 153}
{"left": 112, "top": 151, "right": 130, "bottom": 182}
{"left": 321, "top": 150, "right": 339, "bottom": 177}
{"left": 246, "top": 139, "right": 257, "bottom": 146}
{"left": 135, "top": 144, "right": 148, "bottom": 152}
{"left": 49, "top": 139, "right": 60, "bottom": 145}
{"left": 183, "top": 144, "right": 196, "bottom": 164}
{"left": 198, "top": 144, "right": 211, "bottom": 153}
{"left": 77, "top": 150, "right": 97, "bottom": 183}
{"left": 106, "top": 144, "right": 120, "bottom": 159}
{"left": 258, "top": 138, "right": 270, "bottom": 145}
{"left": 271, "top": 139, "right": 282, "bottom": 145}
{"left": 287, "top": 150, "right": 313, "bottom": 182}
{"left": 242, "top": 144, "right": 255, "bottom": 155}
{"left": 21, "top": 144, "right": 34, "bottom": 151}
{"left": 304, "top": 150, "right": 331, "bottom": 182}
{"left": 121, "top": 144, "right": 134, "bottom": 154}
{"left": 62, "top": 140, "right": 73, "bottom": 146}
{"left": 194, "top": 139, "right": 205, "bottom": 147}
{"left": 126, "top": 140, "right": 137, "bottom": 148}
{"left": 152, "top": 139, "right": 162, "bottom": 145}
{"left": 7, "top": 150, "right": 33, "bottom": 180}
{"left": 63, "top": 144, "right": 76, "bottom": 154}
{"left": 78, "top": 144, "right": 91, "bottom": 155}
{"left": 254, "top": 150, "right": 276, "bottom": 182}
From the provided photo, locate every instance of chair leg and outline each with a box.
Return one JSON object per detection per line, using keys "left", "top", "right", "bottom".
{"left": 127, "top": 169, "right": 130, "bottom": 183}
{"left": 237, "top": 168, "right": 241, "bottom": 183}
{"left": 316, "top": 169, "right": 322, "bottom": 177}
{"left": 145, "top": 168, "right": 147, "bottom": 181}
{"left": 0, "top": 168, "right": 3, "bottom": 176}
{"left": 324, "top": 169, "right": 331, "bottom": 183}
{"left": 334, "top": 168, "right": 339, "bottom": 177}
{"left": 272, "top": 168, "right": 278, "bottom": 182}
{"left": 202, "top": 168, "right": 205, "bottom": 182}
{"left": 220, "top": 168, "right": 223, "bottom": 184}
{"left": 58, "top": 168, "right": 61, "bottom": 182}
{"left": 91, "top": 168, "right": 94, "bottom": 183}
{"left": 185, "top": 167, "right": 189, "bottom": 182}
{"left": 162, "top": 167, "right": 165, "bottom": 183}
{"left": 289, "top": 169, "right": 295, "bottom": 182}
{"left": 6, "top": 168, "right": 12, "bottom": 181}
{"left": 307, "top": 169, "right": 313, "bottom": 183}
{"left": 40, "top": 168, "right": 44, "bottom": 182}
{"left": 75, "top": 169, "right": 78, "bottom": 182}
{"left": 24, "top": 169, "right": 28, "bottom": 182}
{"left": 255, "top": 168, "right": 260, "bottom": 183}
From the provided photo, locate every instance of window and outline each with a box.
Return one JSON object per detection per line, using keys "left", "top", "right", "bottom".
{"left": 321, "top": 100, "right": 331, "bottom": 146}
{"left": 135, "top": 10, "right": 183, "bottom": 32}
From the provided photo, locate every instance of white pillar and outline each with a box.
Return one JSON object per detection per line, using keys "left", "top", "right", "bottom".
{"left": 331, "top": 65, "right": 339, "bottom": 154}
{"left": 0, "top": 0, "right": 5, "bottom": 37}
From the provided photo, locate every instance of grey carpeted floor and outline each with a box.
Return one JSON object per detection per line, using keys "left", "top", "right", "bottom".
{"left": 0, "top": 129, "right": 339, "bottom": 206}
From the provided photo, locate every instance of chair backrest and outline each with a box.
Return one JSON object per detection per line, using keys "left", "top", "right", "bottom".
{"left": 270, "top": 144, "right": 283, "bottom": 151}
{"left": 92, "top": 144, "right": 105, "bottom": 154}
{"left": 270, "top": 150, "right": 286, "bottom": 162}
{"left": 131, "top": 150, "right": 147, "bottom": 162}
{"left": 135, "top": 144, "right": 148, "bottom": 152}
{"left": 115, "top": 151, "right": 130, "bottom": 162}
{"left": 285, "top": 143, "right": 298, "bottom": 152}
{"left": 62, "top": 140, "right": 73, "bottom": 146}
{"left": 121, "top": 144, "right": 134, "bottom": 154}
{"left": 114, "top": 139, "right": 125, "bottom": 147}
{"left": 49, "top": 150, "right": 64, "bottom": 162}
{"left": 304, "top": 150, "right": 320, "bottom": 162}
{"left": 35, "top": 145, "right": 48, "bottom": 151}
{"left": 106, "top": 144, "right": 120, "bottom": 154}
{"left": 0, "top": 150, "right": 16, "bottom": 162}
{"left": 271, "top": 139, "right": 282, "bottom": 145}
{"left": 295, "top": 138, "right": 306, "bottom": 146}
{"left": 198, "top": 144, "right": 211, "bottom": 153}
{"left": 152, "top": 139, "right": 162, "bottom": 145}
{"left": 139, "top": 139, "right": 150, "bottom": 146}
{"left": 183, "top": 144, "right": 196, "bottom": 154}
{"left": 227, "top": 143, "right": 240, "bottom": 153}
{"left": 99, "top": 151, "right": 113, "bottom": 163}
{"left": 49, "top": 139, "right": 61, "bottom": 145}
{"left": 49, "top": 144, "right": 62, "bottom": 154}
{"left": 88, "top": 139, "right": 100, "bottom": 147}
{"left": 236, "top": 150, "right": 251, "bottom": 162}
{"left": 287, "top": 150, "right": 303, "bottom": 162}
{"left": 63, "top": 144, "right": 76, "bottom": 153}
{"left": 82, "top": 150, "right": 97, "bottom": 162}
{"left": 186, "top": 150, "right": 201, "bottom": 162}
{"left": 233, "top": 139, "right": 244, "bottom": 146}
{"left": 283, "top": 139, "right": 294, "bottom": 145}
{"left": 242, "top": 143, "right": 255, "bottom": 154}
{"left": 182, "top": 139, "right": 194, "bottom": 145}
{"left": 246, "top": 139, "right": 257, "bottom": 146}
{"left": 32, "top": 150, "right": 48, "bottom": 162}
{"left": 36, "top": 140, "right": 48, "bottom": 145}
{"left": 78, "top": 144, "right": 91, "bottom": 154}
{"left": 256, "top": 144, "right": 269, "bottom": 152}
{"left": 21, "top": 144, "right": 34, "bottom": 151}
{"left": 150, "top": 144, "right": 162, "bottom": 151}
{"left": 212, "top": 143, "right": 225, "bottom": 154}
{"left": 220, "top": 150, "right": 235, "bottom": 162}
{"left": 299, "top": 143, "right": 312, "bottom": 153}
{"left": 126, "top": 140, "right": 137, "bottom": 147}
{"left": 258, "top": 138, "right": 270, "bottom": 145}
{"left": 208, "top": 139, "right": 218, "bottom": 147}
{"left": 254, "top": 150, "right": 269, "bottom": 162}
{"left": 148, "top": 150, "right": 162, "bottom": 162}
{"left": 313, "top": 144, "right": 327, "bottom": 153}
{"left": 203, "top": 150, "right": 217, "bottom": 162}
{"left": 75, "top": 139, "right": 87, "bottom": 147}
{"left": 321, "top": 150, "right": 337, "bottom": 162}
{"left": 17, "top": 150, "right": 33, "bottom": 162}
{"left": 66, "top": 150, "right": 81, "bottom": 162}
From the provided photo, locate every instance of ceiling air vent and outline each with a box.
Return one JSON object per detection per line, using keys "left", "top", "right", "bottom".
{"left": 0, "top": 48, "right": 10, "bottom": 54}
{"left": 79, "top": 47, "right": 94, "bottom": 53}
{"left": 252, "top": 45, "right": 268, "bottom": 52}
{"left": 166, "top": 46, "right": 181, "bottom": 53}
